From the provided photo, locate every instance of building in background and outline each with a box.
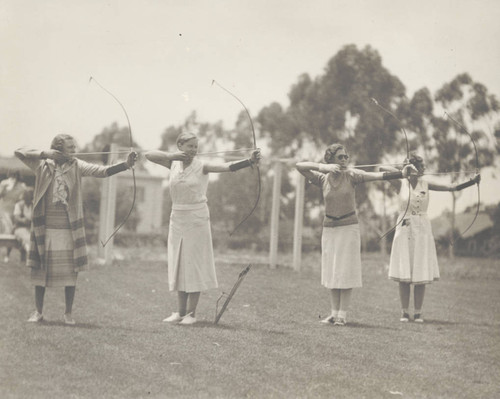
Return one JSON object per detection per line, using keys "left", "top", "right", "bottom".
{"left": 0, "top": 156, "right": 164, "bottom": 235}
{"left": 116, "top": 171, "right": 164, "bottom": 234}
{"left": 431, "top": 210, "right": 496, "bottom": 257}
{"left": 0, "top": 156, "right": 34, "bottom": 185}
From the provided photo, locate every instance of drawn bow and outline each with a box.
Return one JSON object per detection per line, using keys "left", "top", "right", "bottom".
{"left": 370, "top": 98, "right": 411, "bottom": 240}
{"left": 212, "top": 80, "right": 261, "bottom": 236}
{"left": 89, "top": 77, "right": 137, "bottom": 247}
{"left": 444, "top": 112, "right": 481, "bottom": 241}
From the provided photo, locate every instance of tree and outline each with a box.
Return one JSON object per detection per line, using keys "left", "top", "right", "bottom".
{"left": 207, "top": 110, "right": 264, "bottom": 238}
{"left": 430, "top": 74, "right": 498, "bottom": 257}
{"left": 156, "top": 111, "right": 265, "bottom": 243}
{"left": 258, "top": 45, "right": 414, "bottom": 250}
{"left": 80, "top": 122, "right": 143, "bottom": 241}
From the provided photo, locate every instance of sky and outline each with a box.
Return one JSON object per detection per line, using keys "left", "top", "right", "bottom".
{"left": 1, "top": 0, "right": 500, "bottom": 216}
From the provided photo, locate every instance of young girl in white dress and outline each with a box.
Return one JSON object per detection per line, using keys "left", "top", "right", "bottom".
{"left": 382, "top": 153, "right": 480, "bottom": 323}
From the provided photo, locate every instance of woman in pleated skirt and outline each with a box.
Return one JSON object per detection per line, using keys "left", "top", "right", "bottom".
{"left": 146, "top": 132, "right": 261, "bottom": 325}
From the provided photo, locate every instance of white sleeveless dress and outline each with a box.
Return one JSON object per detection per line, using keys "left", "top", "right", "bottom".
{"left": 167, "top": 159, "right": 218, "bottom": 292}
{"left": 388, "top": 179, "right": 440, "bottom": 284}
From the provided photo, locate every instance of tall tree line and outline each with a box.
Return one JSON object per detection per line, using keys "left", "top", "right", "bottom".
{"left": 81, "top": 44, "right": 499, "bottom": 253}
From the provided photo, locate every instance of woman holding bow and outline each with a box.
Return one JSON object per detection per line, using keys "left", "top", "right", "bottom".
{"left": 145, "top": 132, "right": 261, "bottom": 325}
{"left": 381, "top": 152, "right": 480, "bottom": 323}
{"left": 296, "top": 143, "right": 416, "bottom": 326}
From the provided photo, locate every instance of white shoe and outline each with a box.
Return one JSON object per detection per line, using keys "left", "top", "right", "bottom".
{"left": 414, "top": 314, "right": 424, "bottom": 323}
{"left": 27, "top": 311, "right": 43, "bottom": 323}
{"left": 63, "top": 313, "right": 76, "bottom": 325}
{"left": 320, "top": 315, "right": 335, "bottom": 324}
{"left": 163, "top": 312, "right": 182, "bottom": 323}
{"left": 179, "top": 314, "right": 197, "bottom": 325}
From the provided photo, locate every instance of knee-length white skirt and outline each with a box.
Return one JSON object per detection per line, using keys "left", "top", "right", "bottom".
{"left": 389, "top": 215, "right": 440, "bottom": 284}
{"left": 321, "top": 224, "right": 362, "bottom": 289}
{"left": 167, "top": 204, "right": 218, "bottom": 292}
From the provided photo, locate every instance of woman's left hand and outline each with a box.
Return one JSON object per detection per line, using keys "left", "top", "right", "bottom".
{"left": 250, "top": 149, "right": 261, "bottom": 165}
{"left": 126, "top": 151, "right": 138, "bottom": 168}
{"left": 472, "top": 173, "right": 481, "bottom": 184}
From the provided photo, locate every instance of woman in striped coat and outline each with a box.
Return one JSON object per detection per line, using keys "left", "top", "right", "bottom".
{"left": 15, "top": 134, "right": 137, "bottom": 325}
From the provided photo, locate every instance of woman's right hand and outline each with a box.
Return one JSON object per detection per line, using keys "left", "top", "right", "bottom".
{"left": 169, "top": 151, "right": 192, "bottom": 162}
{"left": 43, "top": 150, "right": 72, "bottom": 163}
{"left": 319, "top": 163, "right": 341, "bottom": 175}
{"left": 402, "top": 164, "right": 418, "bottom": 177}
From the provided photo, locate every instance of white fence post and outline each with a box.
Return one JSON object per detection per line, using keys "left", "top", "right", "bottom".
{"left": 97, "top": 143, "right": 118, "bottom": 264}
{"left": 293, "top": 173, "right": 305, "bottom": 271}
{"left": 269, "top": 161, "right": 282, "bottom": 269}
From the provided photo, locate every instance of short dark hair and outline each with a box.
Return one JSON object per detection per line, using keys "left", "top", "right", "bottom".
{"left": 408, "top": 152, "right": 424, "bottom": 167}
{"left": 23, "top": 188, "right": 34, "bottom": 203}
{"left": 324, "top": 144, "right": 346, "bottom": 164}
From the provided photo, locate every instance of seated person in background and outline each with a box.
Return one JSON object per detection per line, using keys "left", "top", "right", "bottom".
{"left": 13, "top": 188, "right": 34, "bottom": 257}
{"left": 0, "top": 171, "right": 27, "bottom": 262}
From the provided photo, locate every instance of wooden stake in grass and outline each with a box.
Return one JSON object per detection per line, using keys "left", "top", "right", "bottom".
{"left": 214, "top": 265, "right": 252, "bottom": 324}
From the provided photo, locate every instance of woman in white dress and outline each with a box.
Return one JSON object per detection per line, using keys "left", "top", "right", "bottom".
{"left": 296, "top": 144, "right": 416, "bottom": 326}
{"left": 145, "top": 132, "right": 261, "bottom": 325}
{"left": 382, "top": 153, "right": 480, "bottom": 323}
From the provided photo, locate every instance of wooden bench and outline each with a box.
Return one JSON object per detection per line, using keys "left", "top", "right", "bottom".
{"left": 0, "top": 233, "right": 26, "bottom": 262}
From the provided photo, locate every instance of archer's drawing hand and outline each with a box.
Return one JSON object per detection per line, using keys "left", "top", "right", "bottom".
{"left": 402, "top": 164, "right": 418, "bottom": 177}
{"left": 43, "top": 149, "right": 72, "bottom": 163}
{"left": 168, "top": 151, "right": 192, "bottom": 162}
{"left": 319, "top": 163, "right": 342, "bottom": 175}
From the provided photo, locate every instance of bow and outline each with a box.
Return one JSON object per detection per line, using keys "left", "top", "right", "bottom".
{"left": 370, "top": 98, "right": 411, "bottom": 241}
{"left": 89, "top": 77, "right": 137, "bottom": 247}
{"left": 444, "top": 112, "right": 480, "bottom": 242}
{"left": 212, "top": 80, "right": 261, "bottom": 236}
{"left": 214, "top": 264, "right": 252, "bottom": 324}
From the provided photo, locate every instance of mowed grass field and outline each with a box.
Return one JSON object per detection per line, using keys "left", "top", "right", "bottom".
{"left": 1, "top": 246, "right": 499, "bottom": 398}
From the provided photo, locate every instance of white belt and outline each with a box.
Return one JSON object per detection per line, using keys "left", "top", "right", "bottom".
{"left": 172, "top": 202, "right": 207, "bottom": 211}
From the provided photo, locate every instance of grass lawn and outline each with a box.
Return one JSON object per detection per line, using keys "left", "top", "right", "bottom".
{"left": 1, "top": 246, "right": 499, "bottom": 398}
